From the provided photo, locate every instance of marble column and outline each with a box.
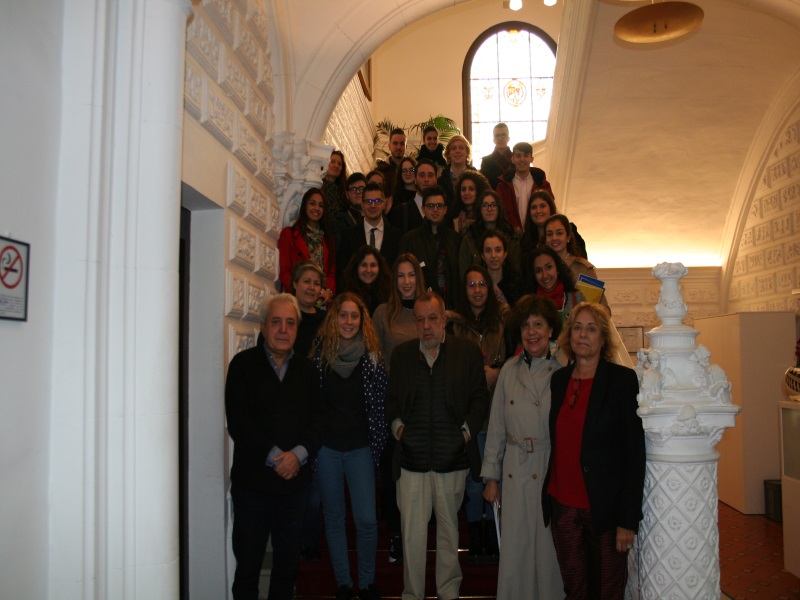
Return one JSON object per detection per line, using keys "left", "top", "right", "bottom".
{"left": 628, "top": 263, "right": 741, "bottom": 600}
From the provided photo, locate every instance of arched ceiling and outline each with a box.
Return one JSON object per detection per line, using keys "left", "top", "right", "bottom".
{"left": 272, "top": 0, "right": 800, "bottom": 268}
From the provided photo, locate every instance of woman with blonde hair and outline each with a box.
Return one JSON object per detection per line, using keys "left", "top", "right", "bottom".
{"left": 544, "top": 302, "right": 645, "bottom": 599}
{"left": 310, "top": 292, "right": 388, "bottom": 600}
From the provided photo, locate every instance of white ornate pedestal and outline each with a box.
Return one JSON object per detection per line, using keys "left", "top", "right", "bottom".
{"left": 628, "top": 263, "right": 741, "bottom": 600}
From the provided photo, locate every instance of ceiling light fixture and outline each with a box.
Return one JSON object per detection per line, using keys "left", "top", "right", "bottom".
{"left": 509, "top": 0, "right": 523, "bottom": 10}
{"left": 615, "top": 1, "right": 704, "bottom": 43}
{"left": 544, "top": 0, "right": 557, "bottom": 6}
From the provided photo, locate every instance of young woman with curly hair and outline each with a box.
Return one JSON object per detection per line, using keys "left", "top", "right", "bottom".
{"left": 310, "top": 292, "right": 388, "bottom": 600}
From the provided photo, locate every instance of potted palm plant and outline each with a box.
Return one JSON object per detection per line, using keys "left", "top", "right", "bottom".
{"left": 373, "top": 115, "right": 461, "bottom": 162}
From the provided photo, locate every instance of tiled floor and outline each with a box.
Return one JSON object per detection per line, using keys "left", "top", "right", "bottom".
{"left": 719, "top": 501, "right": 800, "bottom": 599}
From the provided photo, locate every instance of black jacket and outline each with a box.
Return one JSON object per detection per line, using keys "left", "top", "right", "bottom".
{"left": 543, "top": 359, "right": 645, "bottom": 533}
{"left": 225, "top": 339, "right": 324, "bottom": 495}
{"left": 385, "top": 336, "right": 489, "bottom": 481}
{"left": 479, "top": 148, "right": 513, "bottom": 190}
{"left": 398, "top": 219, "right": 463, "bottom": 309}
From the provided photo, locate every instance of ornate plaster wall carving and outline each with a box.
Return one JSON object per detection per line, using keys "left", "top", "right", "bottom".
{"left": 728, "top": 115, "right": 800, "bottom": 313}
{"left": 185, "top": 0, "right": 278, "bottom": 368}
{"left": 323, "top": 75, "right": 375, "bottom": 173}
{"left": 599, "top": 267, "right": 723, "bottom": 340}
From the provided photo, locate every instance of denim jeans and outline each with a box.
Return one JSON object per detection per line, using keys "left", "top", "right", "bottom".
{"left": 464, "top": 431, "right": 493, "bottom": 522}
{"left": 317, "top": 445, "right": 378, "bottom": 588}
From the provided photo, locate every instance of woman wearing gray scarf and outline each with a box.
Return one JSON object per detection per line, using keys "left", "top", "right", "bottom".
{"left": 310, "top": 292, "right": 388, "bottom": 600}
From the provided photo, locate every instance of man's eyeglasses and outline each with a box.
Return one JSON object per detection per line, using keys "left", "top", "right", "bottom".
{"left": 348, "top": 186, "right": 366, "bottom": 194}
{"left": 362, "top": 198, "right": 383, "bottom": 205}
{"left": 424, "top": 203, "right": 446, "bottom": 210}
{"left": 467, "top": 280, "right": 488, "bottom": 288}
{"left": 481, "top": 202, "right": 498, "bottom": 210}
{"left": 401, "top": 168, "right": 415, "bottom": 174}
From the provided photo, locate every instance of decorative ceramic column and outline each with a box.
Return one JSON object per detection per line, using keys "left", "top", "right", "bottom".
{"left": 629, "top": 263, "right": 741, "bottom": 599}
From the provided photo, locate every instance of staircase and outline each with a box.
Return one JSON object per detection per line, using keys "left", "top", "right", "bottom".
{"left": 292, "top": 495, "right": 500, "bottom": 599}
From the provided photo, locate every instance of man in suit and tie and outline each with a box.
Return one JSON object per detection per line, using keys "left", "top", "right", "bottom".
{"left": 337, "top": 182, "right": 402, "bottom": 283}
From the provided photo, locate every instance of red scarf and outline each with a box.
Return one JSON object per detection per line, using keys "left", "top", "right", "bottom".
{"left": 537, "top": 280, "right": 565, "bottom": 309}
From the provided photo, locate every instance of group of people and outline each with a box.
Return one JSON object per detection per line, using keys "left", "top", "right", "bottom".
{"left": 225, "top": 123, "right": 646, "bottom": 600}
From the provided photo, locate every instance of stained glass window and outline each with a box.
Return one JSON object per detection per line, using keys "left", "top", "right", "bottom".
{"left": 466, "top": 26, "right": 556, "bottom": 169}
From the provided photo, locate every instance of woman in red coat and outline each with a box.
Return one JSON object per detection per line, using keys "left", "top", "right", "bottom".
{"left": 278, "top": 187, "right": 336, "bottom": 302}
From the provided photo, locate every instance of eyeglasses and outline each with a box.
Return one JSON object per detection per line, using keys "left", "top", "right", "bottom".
{"left": 481, "top": 202, "right": 498, "bottom": 210}
{"left": 362, "top": 198, "right": 383, "bottom": 205}
{"left": 467, "top": 281, "right": 488, "bottom": 288}
{"left": 424, "top": 203, "right": 446, "bottom": 210}
{"left": 401, "top": 168, "right": 415, "bottom": 174}
{"left": 494, "top": 133, "right": 509, "bottom": 138}
{"left": 348, "top": 186, "right": 366, "bottom": 194}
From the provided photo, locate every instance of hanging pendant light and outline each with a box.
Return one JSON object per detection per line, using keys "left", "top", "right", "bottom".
{"left": 615, "top": 1, "right": 704, "bottom": 43}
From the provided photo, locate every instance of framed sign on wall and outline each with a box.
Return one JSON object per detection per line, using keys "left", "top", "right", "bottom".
{"left": 0, "top": 235, "right": 30, "bottom": 321}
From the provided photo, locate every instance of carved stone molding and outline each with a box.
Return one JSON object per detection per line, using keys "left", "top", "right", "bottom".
{"left": 203, "top": 0, "right": 235, "bottom": 46}
{"left": 246, "top": 187, "right": 268, "bottom": 230}
{"left": 226, "top": 161, "right": 249, "bottom": 216}
{"left": 201, "top": 84, "right": 235, "bottom": 149}
{"left": 266, "top": 195, "right": 280, "bottom": 239}
{"left": 225, "top": 269, "right": 246, "bottom": 318}
{"left": 256, "top": 144, "right": 274, "bottom": 187}
{"left": 323, "top": 75, "right": 375, "bottom": 172}
{"left": 245, "top": 0, "right": 269, "bottom": 48}
{"left": 244, "top": 280, "right": 267, "bottom": 321}
{"left": 257, "top": 51, "right": 274, "bottom": 102}
{"left": 218, "top": 46, "right": 247, "bottom": 111}
{"left": 608, "top": 288, "right": 642, "bottom": 305}
{"left": 233, "top": 11, "right": 259, "bottom": 78}
{"left": 186, "top": 12, "right": 220, "bottom": 81}
{"left": 728, "top": 114, "right": 800, "bottom": 313}
{"left": 255, "top": 237, "right": 277, "bottom": 280}
{"left": 228, "top": 218, "right": 256, "bottom": 269}
{"left": 184, "top": 60, "right": 203, "bottom": 120}
{"left": 245, "top": 83, "right": 268, "bottom": 137}
{"left": 233, "top": 116, "right": 259, "bottom": 173}
{"left": 272, "top": 133, "right": 332, "bottom": 228}
{"left": 228, "top": 322, "right": 257, "bottom": 358}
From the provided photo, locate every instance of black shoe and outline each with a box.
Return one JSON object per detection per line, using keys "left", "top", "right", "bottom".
{"left": 358, "top": 584, "right": 382, "bottom": 600}
{"left": 301, "top": 546, "right": 321, "bottom": 563}
{"left": 335, "top": 585, "right": 355, "bottom": 600}
{"left": 388, "top": 534, "right": 403, "bottom": 564}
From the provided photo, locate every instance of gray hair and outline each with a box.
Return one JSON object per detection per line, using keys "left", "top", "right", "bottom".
{"left": 260, "top": 293, "right": 302, "bottom": 324}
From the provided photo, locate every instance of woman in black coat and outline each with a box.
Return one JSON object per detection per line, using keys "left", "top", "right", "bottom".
{"left": 543, "top": 302, "right": 645, "bottom": 600}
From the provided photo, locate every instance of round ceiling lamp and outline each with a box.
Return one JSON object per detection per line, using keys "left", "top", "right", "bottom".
{"left": 615, "top": 2, "right": 704, "bottom": 43}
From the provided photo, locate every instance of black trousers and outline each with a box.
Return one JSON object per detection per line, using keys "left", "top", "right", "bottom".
{"left": 231, "top": 485, "right": 309, "bottom": 600}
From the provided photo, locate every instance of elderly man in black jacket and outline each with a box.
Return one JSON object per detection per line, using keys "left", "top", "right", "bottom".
{"left": 225, "top": 293, "right": 324, "bottom": 600}
{"left": 385, "top": 292, "right": 489, "bottom": 600}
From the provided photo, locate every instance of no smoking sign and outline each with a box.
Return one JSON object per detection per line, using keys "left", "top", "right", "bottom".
{"left": 0, "top": 236, "right": 30, "bottom": 321}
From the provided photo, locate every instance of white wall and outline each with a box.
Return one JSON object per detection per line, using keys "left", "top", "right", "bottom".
{"left": 0, "top": 3, "right": 63, "bottom": 598}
